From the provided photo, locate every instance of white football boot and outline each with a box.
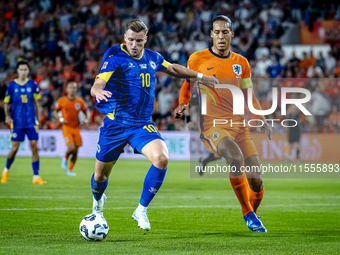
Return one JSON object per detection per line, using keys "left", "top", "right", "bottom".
{"left": 132, "top": 207, "right": 151, "bottom": 231}
{"left": 92, "top": 194, "right": 107, "bottom": 216}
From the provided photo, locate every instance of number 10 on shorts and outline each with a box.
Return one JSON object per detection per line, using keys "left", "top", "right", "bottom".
{"left": 143, "top": 124, "right": 158, "bottom": 133}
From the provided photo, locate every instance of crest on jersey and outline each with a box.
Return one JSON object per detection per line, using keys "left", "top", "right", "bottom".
{"left": 150, "top": 61, "right": 156, "bottom": 70}
{"left": 232, "top": 64, "right": 242, "bottom": 76}
{"left": 27, "top": 87, "right": 32, "bottom": 92}
{"left": 21, "top": 88, "right": 25, "bottom": 93}
{"left": 139, "top": 64, "right": 147, "bottom": 69}
{"left": 101, "top": 61, "right": 108, "bottom": 70}
{"left": 129, "top": 62, "right": 135, "bottom": 68}
{"left": 213, "top": 132, "right": 219, "bottom": 141}
{"left": 15, "top": 89, "right": 18, "bottom": 93}
{"left": 75, "top": 103, "right": 80, "bottom": 110}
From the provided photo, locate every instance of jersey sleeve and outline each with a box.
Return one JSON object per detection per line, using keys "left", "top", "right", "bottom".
{"left": 96, "top": 56, "right": 117, "bottom": 82}
{"left": 241, "top": 58, "right": 252, "bottom": 89}
{"left": 4, "top": 83, "right": 12, "bottom": 103}
{"left": 156, "top": 52, "right": 170, "bottom": 72}
{"left": 33, "top": 82, "right": 41, "bottom": 100}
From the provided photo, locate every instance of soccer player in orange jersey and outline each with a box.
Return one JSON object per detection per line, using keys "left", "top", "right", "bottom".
{"left": 53, "top": 82, "right": 90, "bottom": 176}
{"left": 175, "top": 16, "right": 272, "bottom": 232}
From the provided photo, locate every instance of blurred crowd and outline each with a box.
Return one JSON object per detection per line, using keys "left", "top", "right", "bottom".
{"left": 0, "top": 0, "right": 339, "bottom": 133}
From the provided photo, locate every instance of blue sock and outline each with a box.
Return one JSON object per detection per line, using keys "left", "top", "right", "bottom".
{"left": 140, "top": 165, "right": 167, "bottom": 207}
{"left": 6, "top": 158, "right": 14, "bottom": 170}
{"left": 32, "top": 161, "right": 39, "bottom": 175}
{"left": 91, "top": 174, "right": 108, "bottom": 201}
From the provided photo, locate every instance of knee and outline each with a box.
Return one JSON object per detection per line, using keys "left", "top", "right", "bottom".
{"left": 31, "top": 144, "right": 38, "bottom": 154}
{"left": 152, "top": 153, "right": 169, "bottom": 169}
{"left": 229, "top": 154, "right": 244, "bottom": 169}
{"left": 248, "top": 177, "right": 263, "bottom": 192}
{"left": 12, "top": 145, "right": 19, "bottom": 153}
{"left": 94, "top": 172, "right": 108, "bottom": 183}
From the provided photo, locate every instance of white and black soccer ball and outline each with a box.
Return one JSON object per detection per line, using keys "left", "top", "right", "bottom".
{"left": 79, "top": 214, "right": 109, "bottom": 241}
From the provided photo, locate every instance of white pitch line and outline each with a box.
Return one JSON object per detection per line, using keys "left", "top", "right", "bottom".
{"left": 1, "top": 203, "right": 339, "bottom": 211}
{"left": 1, "top": 195, "right": 339, "bottom": 199}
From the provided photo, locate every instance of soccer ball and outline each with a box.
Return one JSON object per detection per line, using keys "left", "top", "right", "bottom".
{"left": 79, "top": 214, "right": 109, "bottom": 241}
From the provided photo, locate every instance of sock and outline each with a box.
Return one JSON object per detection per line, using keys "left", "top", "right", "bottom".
{"left": 249, "top": 186, "right": 264, "bottom": 215}
{"left": 229, "top": 172, "right": 253, "bottom": 216}
{"left": 91, "top": 174, "right": 108, "bottom": 201}
{"left": 6, "top": 158, "right": 14, "bottom": 171}
{"left": 203, "top": 152, "right": 220, "bottom": 166}
{"left": 33, "top": 174, "right": 39, "bottom": 180}
{"left": 68, "top": 162, "right": 75, "bottom": 171}
{"left": 140, "top": 165, "right": 167, "bottom": 207}
{"left": 64, "top": 155, "right": 68, "bottom": 160}
{"left": 137, "top": 203, "right": 147, "bottom": 211}
{"left": 32, "top": 161, "right": 39, "bottom": 176}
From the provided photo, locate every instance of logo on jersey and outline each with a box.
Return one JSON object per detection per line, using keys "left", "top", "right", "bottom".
{"left": 27, "top": 87, "right": 32, "bottom": 92}
{"left": 213, "top": 132, "right": 219, "bottom": 141}
{"left": 101, "top": 61, "right": 108, "bottom": 70}
{"left": 150, "top": 61, "right": 156, "bottom": 70}
{"left": 75, "top": 103, "right": 80, "bottom": 110}
{"left": 21, "top": 88, "right": 25, "bottom": 93}
{"left": 65, "top": 137, "right": 69, "bottom": 143}
{"left": 207, "top": 67, "right": 215, "bottom": 70}
{"left": 15, "top": 89, "right": 18, "bottom": 93}
{"left": 139, "top": 64, "right": 147, "bottom": 69}
{"left": 232, "top": 64, "right": 242, "bottom": 76}
{"left": 129, "top": 62, "right": 135, "bottom": 68}
{"left": 97, "top": 144, "right": 101, "bottom": 153}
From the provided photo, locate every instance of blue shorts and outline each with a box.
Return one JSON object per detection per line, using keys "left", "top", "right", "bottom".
{"left": 96, "top": 120, "right": 163, "bottom": 162}
{"left": 11, "top": 126, "right": 39, "bottom": 142}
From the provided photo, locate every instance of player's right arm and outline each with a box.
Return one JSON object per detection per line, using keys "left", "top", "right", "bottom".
{"left": 54, "top": 99, "right": 68, "bottom": 124}
{"left": 91, "top": 56, "right": 116, "bottom": 103}
{"left": 91, "top": 78, "right": 112, "bottom": 103}
{"left": 4, "top": 83, "right": 12, "bottom": 125}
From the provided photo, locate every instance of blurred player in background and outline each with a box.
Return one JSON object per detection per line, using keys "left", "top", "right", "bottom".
{"left": 90, "top": 19, "right": 218, "bottom": 231}
{"left": 175, "top": 16, "right": 271, "bottom": 232}
{"left": 1, "top": 61, "right": 46, "bottom": 185}
{"left": 285, "top": 104, "right": 302, "bottom": 162}
{"left": 53, "top": 81, "right": 90, "bottom": 176}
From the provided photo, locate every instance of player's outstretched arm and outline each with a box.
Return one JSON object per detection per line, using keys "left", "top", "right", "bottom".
{"left": 4, "top": 103, "right": 12, "bottom": 125}
{"left": 162, "top": 63, "right": 219, "bottom": 85}
{"left": 91, "top": 78, "right": 112, "bottom": 103}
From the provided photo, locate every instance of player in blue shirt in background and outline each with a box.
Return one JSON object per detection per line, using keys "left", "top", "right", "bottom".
{"left": 90, "top": 19, "right": 218, "bottom": 231}
{"left": 1, "top": 61, "right": 46, "bottom": 185}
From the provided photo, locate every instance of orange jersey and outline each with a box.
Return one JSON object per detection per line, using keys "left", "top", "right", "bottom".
{"left": 55, "top": 97, "right": 86, "bottom": 128}
{"left": 179, "top": 49, "right": 253, "bottom": 131}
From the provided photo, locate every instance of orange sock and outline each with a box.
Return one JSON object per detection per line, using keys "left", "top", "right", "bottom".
{"left": 229, "top": 172, "right": 253, "bottom": 216}
{"left": 249, "top": 186, "right": 264, "bottom": 215}
{"left": 68, "top": 162, "right": 75, "bottom": 171}
{"left": 64, "top": 155, "right": 68, "bottom": 160}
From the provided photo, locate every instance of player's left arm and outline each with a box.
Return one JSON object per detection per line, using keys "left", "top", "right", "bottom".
{"left": 241, "top": 61, "right": 272, "bottom": 140}
{"left": 33, "top": 83, "right": 41, "bottom": 125}
{"left": 161, "top": 63, "right": 219, "bottom": 86}
{"left": 81, "top": 100, "right": 91, "bottom": 126}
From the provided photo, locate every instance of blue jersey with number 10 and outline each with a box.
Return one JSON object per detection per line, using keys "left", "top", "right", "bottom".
{"left": 96, "top": 44, "right": 169, "bottom": 127}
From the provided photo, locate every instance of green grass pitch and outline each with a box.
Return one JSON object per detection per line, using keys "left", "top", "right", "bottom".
{"left": 0, "top": 157, "right": 339, "bottom": 254}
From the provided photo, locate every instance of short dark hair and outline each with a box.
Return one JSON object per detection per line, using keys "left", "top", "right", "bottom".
{"left": 212, "top": 15, "right": 233, "bottom": 29}
{"left": 16, "top": 60, "right": 30, "bottom": 69}
{"left": 126, "top": 19, "right": 148, "bottom": 34}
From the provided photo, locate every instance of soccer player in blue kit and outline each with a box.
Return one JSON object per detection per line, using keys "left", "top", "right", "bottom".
{"left": 1, "top": 61, "right": 46, "bottom": 185}
{"left": 90, "top": 19, "right": 218, "bottom": 231}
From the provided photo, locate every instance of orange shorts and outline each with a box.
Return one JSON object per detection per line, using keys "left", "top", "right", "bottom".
{"left": 200, "top": 127, "right": 258, "bottom": 160}
{"left": 62, "top": 125, "right": 82, "bottom": 147}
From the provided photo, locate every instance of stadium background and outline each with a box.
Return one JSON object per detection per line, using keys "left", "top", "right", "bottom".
{"left": 0, "top": 0, "right": 340, "bottom": 162}
{"left": 0, "top": 1, "right": 340, "bottom": 254}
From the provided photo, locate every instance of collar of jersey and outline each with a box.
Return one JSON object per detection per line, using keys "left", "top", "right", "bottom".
{"left": 209, "top": 48, "right": 231, "bottom": 59}
{"left": 120, "top": 44, "right": 144, "bottom": 60}
{"left": 14, "top": 78, "right": 28, "bottom": 85}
